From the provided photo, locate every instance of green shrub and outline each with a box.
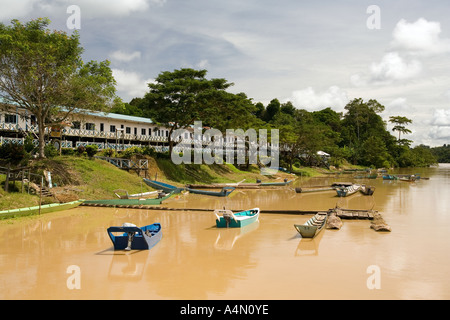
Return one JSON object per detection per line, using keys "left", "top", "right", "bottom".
{"left": 85, "top": 145, "right": 98, "bottom": 158}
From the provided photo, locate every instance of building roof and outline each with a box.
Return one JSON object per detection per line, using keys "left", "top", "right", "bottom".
{"left": 83, "top": 110, "right": 154, "bottom": 124}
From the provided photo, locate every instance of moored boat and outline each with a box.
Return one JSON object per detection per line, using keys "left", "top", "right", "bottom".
{"left": 294, "top": 212, "right": 328, "bottom": 238}
{"left": 113, "top": 189, "right": 161, "bottom": 199}
{"left": 82, "top": 192, "right": 173, "bottom": 206}
{"left": 214, "top": 208, "right": 260, "bottom": 228}
{"left": 399, "top": 175, "right": 416, "bottom": 182}
{"left": 143, "top": 178, "right": 184, "bottom": 194}
{"left": 107, "top": 222, "right": 162, "bottom": 250}
{"left": 260, "top": 179, "right": 293, "bottom": 186}
{"left": 360, "top": 185, "right": 375, "bottom": 195}
{"left": 336, "top": 184, "right": 361, "bottom": 197}
{"left": 382, "top": 174, "right": 397, "bottom": 180}
{"left": 186, "top": 187, "right": 235, "bottom": 197}
{"left": 0, "top": 199, "right": 84, "bottom": 220}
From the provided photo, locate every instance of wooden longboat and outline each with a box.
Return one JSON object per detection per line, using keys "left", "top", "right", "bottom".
{"left": 0, "top": 199, "right": 84, "bottom": 220}
{"left": 360, "top": 185, "right": 375, "bottom": 195}
{"left": 143, "top": 178, "right": 184, "bottom": 194}
{"left": 186, "top": 187, "right": 235, "bottom": 197}
{"left": 294, "top": 212, "right": 328, "bottom": 238}
{"left": 335, "top": 184, "right": 361, "bottom": 197}
{"left": 83, "top": 192, "right": 174, "bottom": 206}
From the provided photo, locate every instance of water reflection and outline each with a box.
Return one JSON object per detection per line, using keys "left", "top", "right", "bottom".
{"left": 214, "top": 221, "right": 260, "bottom": 250}
{"left": 1, "top": 164, "right": 450, "bottom": 299}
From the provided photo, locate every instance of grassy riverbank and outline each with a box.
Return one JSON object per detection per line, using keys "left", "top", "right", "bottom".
{"left": 1, "top": 155, "right": 317, "bottom": 211}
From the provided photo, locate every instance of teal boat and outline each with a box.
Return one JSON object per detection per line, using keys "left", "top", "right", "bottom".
{"left": 294, "top": 212, "right": 328, "bottom": 238}
{"left": 382, "top": 174, "right": 397, "bottom": 180}
{"left": 187, "top": 187, "right": 235, "bottom": 197}
{"left": 143, "top": 178, "right": 184, "bottom": 194}
{"left": 214, "top": 208, "right": 260, "bottom": 228}
{"left": 83, "top": 192, "right": 174, "bottom": 206}
{"left": 0, "top": 199, "right": 84, "bottom": 220}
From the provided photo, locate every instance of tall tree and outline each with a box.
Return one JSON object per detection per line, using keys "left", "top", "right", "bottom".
{"left": 142, "top": 68, "right": 233, "bottom": 154}
{"left": 0, "top": 18, "right": 118, "bottom": 158}
{"left": 389, "top": 115, "right": 412, "bottom": 143}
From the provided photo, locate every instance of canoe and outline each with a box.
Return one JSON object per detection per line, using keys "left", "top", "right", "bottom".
{"left": 294, "top": 212, "right": 328, "bottom": 238}
{"left": 399, "top": 175, "right": 416, "bottom": 182}
{"left": 113, "top": 189, "right": 161, "bottom": 199}
{"left": 382, "top": 174, "right": 397, "bottom": 180}
{"left": 143, "top": 178, "right": 184, "bottom": 194}
{"left": 360, "top": 185, "right": 375, "bottom": 195}
{"left": 186, "top": 187, "right": 235, "bottom": 197}
{"left": 83, "top": 192, "right": 174, "bottom": 206}
{"left": 214, "top": 208, "right": 260, "bottom": 228}
{"left": 260, "top": 179, "right": 293, "bottom": 186}
{"left": 107, "top": 222, "right": 162, "bottom": 250}
{"left": 186, "top": 183, "right": 261, "bottom": 189}
{"left": 0, "top": 199, "right": 84, "bottom": 220}
{"left": 336, "top": 184, "right": 361, "bottom": 197}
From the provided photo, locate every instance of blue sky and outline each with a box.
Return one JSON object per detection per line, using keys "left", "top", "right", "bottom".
{"left": 1, "top": 0, "right": 450, "bottom": 146}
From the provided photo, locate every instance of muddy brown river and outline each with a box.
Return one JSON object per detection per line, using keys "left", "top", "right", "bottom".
{"left": 1, "top": 164, "right": 449, "bottom": 300}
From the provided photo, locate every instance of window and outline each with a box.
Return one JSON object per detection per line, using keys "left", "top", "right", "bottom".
{"left": 134, "top": 127, "right": 137, "bottom": 135}
{"left": 4, "top": 114, "right": 17, "bottom": 124}
{"left": 100, "top": 123, "right": 104, "bottom": 132}
{"left": 148, "top": 128, "right": 152, "bottom": 136}
{"left": 126, "top": 127, "right": 131, "bottom": 134}
{"left": 85, "top": 123, "right": 95, "bottom": 131}
{"left": 73, "top": 121, "right": 81, "bottom": 129}
{"left": 110, "top": 125, "right": 116, "bottom": 133}
{"left": 141, "top": 128, "right": 146, "bottom": 135}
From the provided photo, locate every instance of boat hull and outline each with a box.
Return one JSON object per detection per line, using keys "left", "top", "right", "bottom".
{"left": 143, "top": 178, "right": 184, "bottom": 194}
{"left": 0, "top": 200, "right": 84, "bottom": 220}
{"left": 294, "top": 213, "right": 327, "bottom": 238}
{"left": 336, "top": 184, "right": 361, "bottom": 197}
{"left": 215, "top": 208, "right": 260, "bottom": 228}
{"left": 107, "top": 223, "right": 162, "bottom": 250}
{"left": 83, "top": 192, "right": 173, "bottom": 206}
{"left": 187, "top": 187, "right": 235, "bottom": 197}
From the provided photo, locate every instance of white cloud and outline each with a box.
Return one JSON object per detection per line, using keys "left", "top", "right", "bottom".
{"left": 289, "top": 86, "right": 349, "bottom": 111}
{"left": 391, "top": 18, "right": 450, "bottom": 55}
{"left": 0, "top": 0, "right": 39, "bottom": 20}
{"left": 112, "top": 69, "right": 153, "bottom": 100}
{"left": 351, "top": 52, "right": 422, "bottom": 86}
{"left": 71, "top": 0, "right": 156, "bottom": 17}
{"left": 431, "top": 109, "right": 450, "bottom": 126}
{"left": 110, "top": 50, "right": 141, "bottom": 62}
{"left": 386, "top": 97, "right": 414, "bottom": 114}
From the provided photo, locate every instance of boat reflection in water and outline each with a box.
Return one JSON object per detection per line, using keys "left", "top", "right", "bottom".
{"left": 214, "top": 221, "right": 260, "bottom": 250}
{"left": 295, "top": 222, "right": 327, "bottom": 256}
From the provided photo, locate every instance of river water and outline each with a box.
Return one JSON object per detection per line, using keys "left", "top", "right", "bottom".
{"left": 1, "top": 164, "right": 449, "bottom": 300}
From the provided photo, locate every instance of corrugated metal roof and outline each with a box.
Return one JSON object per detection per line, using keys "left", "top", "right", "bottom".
{"left": 83, "top": 111, "right": 154, "bottom": 124}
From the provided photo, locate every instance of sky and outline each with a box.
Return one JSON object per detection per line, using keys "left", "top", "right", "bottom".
{"left": 1, "top": 0, "right": 450, "bottom": 147}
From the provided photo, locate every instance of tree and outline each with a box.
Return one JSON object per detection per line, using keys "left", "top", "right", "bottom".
{"left": 0, "top": 18, "right": 118, "bottom": 158}
{"left": 142, "top": 68, "right": 233, "bottom": 154}
{"left": 389, "top": 116, "right": 412, "bottom": 144}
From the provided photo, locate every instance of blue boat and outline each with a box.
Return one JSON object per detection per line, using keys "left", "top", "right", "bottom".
{"left": 186, "top": 186, "right": 235, "bottom": 197}
{"left": 107, "top": 223, "right": 162, "bottom": 250}
{"left": 382, "top": 174, "right": 397, "bottom": 180}
{"left": 143, "top": 178, "right": 184, "bottom": 194}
